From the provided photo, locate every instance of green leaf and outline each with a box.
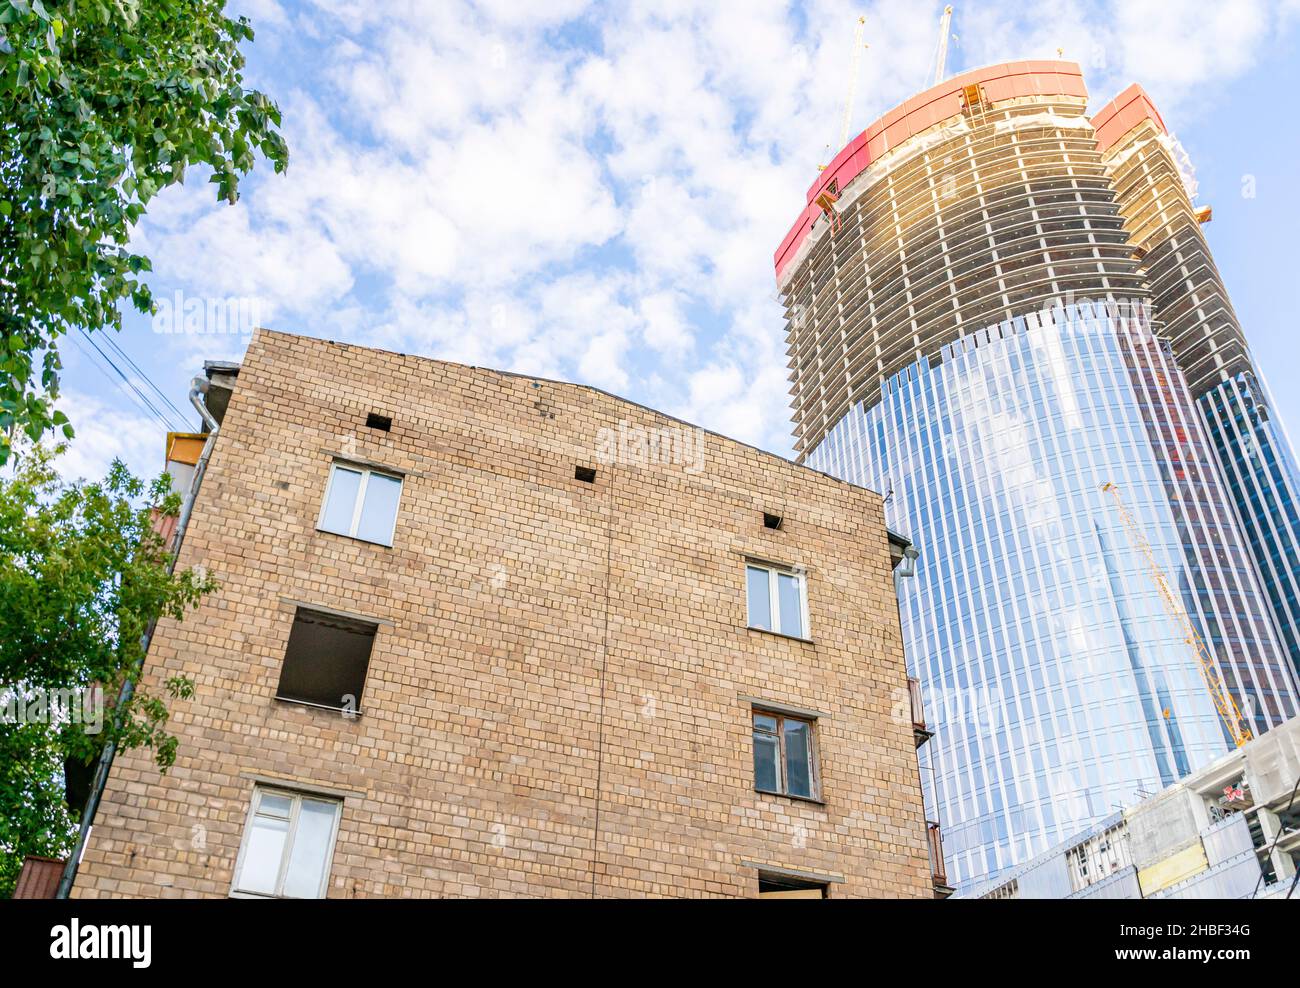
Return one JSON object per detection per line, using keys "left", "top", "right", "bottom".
{"left": 0, "top": 0, "right": 288, "bottom": 456}
{"left": 0, "top": 444, "right": 216, "bottom": 895}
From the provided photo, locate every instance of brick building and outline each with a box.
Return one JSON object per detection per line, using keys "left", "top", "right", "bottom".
{"left": 72, "top": 328, "right": 932, "bottom": 898}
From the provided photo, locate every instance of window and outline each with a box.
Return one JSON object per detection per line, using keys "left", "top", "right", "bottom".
{"left": 276, "top": 608, "right": 377, "bottom": 712}
{"left": 1065, "top": 824, "right": 1129, "bottom": 891}
{"left": 318, "top": 462, "right": 402, "bottom": 546}
{"left": 746, "top": 562, "right": 808, "bottom": 638}
{"left": 758, "top": 873, "right": 828, "bottom": 899}
{"left": 753, "top": 709, "right": 819, "bottom": 800}
{"left": 983, "top": 878, "right": 1019, "bottom": 900}
{"left": 232, "top": 787, "right": 341, "bottom": 899}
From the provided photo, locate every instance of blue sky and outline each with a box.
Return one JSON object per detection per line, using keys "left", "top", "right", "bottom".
{"left": 54, "top": 0, "right": 1300, "bottom": 482}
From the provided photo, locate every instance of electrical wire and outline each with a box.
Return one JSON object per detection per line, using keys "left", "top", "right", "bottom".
{"left": 69, "top": 333, "right": 176, "bottom": 434}
{"left": 77, "top": 327, "right": 180, "bottom": 428}
{"left": 73, "top": 327, "right": 187, "bottom": 433}
{"left": 68, "top": 332, "right": 183, "bottom": 435}
{"left": 98, "top": 329, "right": 191, "bottom": 424}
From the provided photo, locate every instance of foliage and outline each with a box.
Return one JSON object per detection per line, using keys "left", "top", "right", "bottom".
{"left": 0, "top": 445, "right": 216, "bottom": 896}
{"left": 0, "top": 0, "right": 286, "bottom": 462}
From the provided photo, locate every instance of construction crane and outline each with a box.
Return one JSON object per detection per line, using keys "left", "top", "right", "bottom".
{"left": 1101, "top": 482, "right": 1253, "bottom": 747}
{"left": 820, "top": 16, "right": 869, "bottom": 170}
{"left": 839, "top": 16, "right": 868, "bottom": 150}
{"left": 932, "top": 5, "right": 955, "bottom": 85}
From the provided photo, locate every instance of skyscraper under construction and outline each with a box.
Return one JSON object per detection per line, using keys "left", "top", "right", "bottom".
{"left": 775, "top": 60, "right": 1300, "bottom": 891}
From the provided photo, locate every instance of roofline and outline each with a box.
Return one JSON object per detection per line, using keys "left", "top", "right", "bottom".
{"left": 1091, "top": 82, "right": 1167, "bottom": 154}
{"left": 775, "top": 59, "right": 1089, "bottom": 284}
{"left": 245, "top": 326, "right": 891, "bottom": 503}
{"left": 887, "top": 528, "right": 912, "bottom": 550}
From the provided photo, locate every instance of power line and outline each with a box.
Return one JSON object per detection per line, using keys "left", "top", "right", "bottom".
{"left": 69, "top": 333, "right": 176, "bottom": 434}
{"left": 75, "top": 327, "right": 186, "bottom": 432}
{"left": 98, "top": 329, "right": 191, "bottom": 425}
{"left": 68, "top": 332, "right": 182, "bottom": 435}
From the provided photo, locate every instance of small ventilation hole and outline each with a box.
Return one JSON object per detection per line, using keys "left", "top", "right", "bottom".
{"left": 763, "top": 512, "right": 783, "bottom": 530}
{"left": 575, "top": 466, "right": 597, "bottom": 484}
{"left": 366, "top": 412, "right": 392, "bottom": 432}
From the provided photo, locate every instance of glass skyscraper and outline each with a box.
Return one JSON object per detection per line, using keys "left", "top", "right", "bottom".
{"left": 1095, "top": 85, "right": 1300, "bottom": 686}
{"left": 775, "top": 62, "right": 1300, "bottom": 891}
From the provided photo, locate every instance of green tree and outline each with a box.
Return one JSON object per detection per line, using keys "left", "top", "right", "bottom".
{"left": 0, "top": 0, "right": 286, "bottom": 463}
{"left": 0, "top": 446, "right": 215, "bottom": 896}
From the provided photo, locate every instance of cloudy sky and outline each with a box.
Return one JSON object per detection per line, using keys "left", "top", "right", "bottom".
{"left": 55, "top": 0, "right": 1300, "bottom": 482}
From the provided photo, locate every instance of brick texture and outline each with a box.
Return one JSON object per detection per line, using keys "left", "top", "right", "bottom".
{"left": 73, "top": 328, "right": 931, "bottom": 898}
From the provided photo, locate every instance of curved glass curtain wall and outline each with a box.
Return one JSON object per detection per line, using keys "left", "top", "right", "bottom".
{"left": 807, "top": 302, "right": 1299, "bottom": 891}
{"left": 1200, "top": 373, "right": 1300, "bottom": 682}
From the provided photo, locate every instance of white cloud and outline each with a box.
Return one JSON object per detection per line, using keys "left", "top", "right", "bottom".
{"left": 639, "top": 291, "right": 694, "bottom": 354}
{"left": 53, "top": 391, "right": 165, "bottom": 484}
{"left": 144, "top": 203, "right": 353, "bottom": 322}
{"left": 104, "top": 0, "right": 1300, "bottom": 464}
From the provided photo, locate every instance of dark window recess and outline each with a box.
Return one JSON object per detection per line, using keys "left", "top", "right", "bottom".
{"left": 758, "top": 873, "right": 828, "bottom": 899}
{"left": 763, "top": 512, "right": 783, "bottom": 530}
{"left": 276, "top": 609, "right": 377, "bottom": 711}
{"left": 574, "top": 465, "right": 597, "bottom": 483}
{"left": 365, "top": 412, "right": 392, "bottom": 432}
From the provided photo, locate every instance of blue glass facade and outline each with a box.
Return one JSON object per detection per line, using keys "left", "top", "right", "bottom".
{"left": 776, "top": 65, "right": 1300, "bottom": 892}
{"left": 806, "top": 304, "right": 1299, "bottom": 890}
{"left": 1200, "top": 374, "right": 1300, "bottom": 682}
{"left": 1094, "top": 96, "right": 1300, "bottom": 700}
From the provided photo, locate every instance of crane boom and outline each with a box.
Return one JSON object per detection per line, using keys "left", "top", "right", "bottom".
{"left": 1101, "top": 483, "right": 1252, "bottom": 747}
{"left": 933, "top": 5, "right": 954, "bottom": 85}
{"left": 837, "top": 16, "right": 868, "bottom": 152}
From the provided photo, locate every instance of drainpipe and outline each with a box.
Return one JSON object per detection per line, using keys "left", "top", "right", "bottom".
{"left": 894, "top": 544, "right": 920, "bottom": 588}
{"left": 172, "top": 377, "right": 221, "bottom": 550}
{"left": 889, "top": 536, "right": 941, "bottom": 890}
{"left": 56, "top": 377, "right": 220, "bottom": 898}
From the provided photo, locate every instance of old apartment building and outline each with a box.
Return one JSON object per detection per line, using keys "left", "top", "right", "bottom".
{"left": 70, "top": 329, "right": 934, "bottom": 898}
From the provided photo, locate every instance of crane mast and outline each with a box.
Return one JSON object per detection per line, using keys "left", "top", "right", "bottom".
{"left": 933, "top": 6, "right": 954, "bottom": 85}
{"left": 818, "top": 16, "right": 869, "bottom": 172}
{"left": 1101, "top": 483, "right": 1252, "bottom": 748}
{"left": 837, "top": 16, "right": 868, "bottom": 152}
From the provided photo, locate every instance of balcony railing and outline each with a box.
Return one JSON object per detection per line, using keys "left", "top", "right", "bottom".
{"left": 910, "top": 676, "right": 934, "bottom": 748}
{"left": 927, "top": 821, "right": 953, "bottom": 897}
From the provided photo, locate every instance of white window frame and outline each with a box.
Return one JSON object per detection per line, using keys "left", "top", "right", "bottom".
{"left": 230, "top": 786, "right": 343, "bottom": 899}
{"left": 317, "top": 461, "right": 404, "bottom": 546}
{"left": 745, "top": 561, "right": 811, "bottom": 639}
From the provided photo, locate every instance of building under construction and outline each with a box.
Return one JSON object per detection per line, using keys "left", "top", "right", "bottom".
{"left": 776, "top": 58, "right": 1300, "bottom": 891}
{"left": 967, "top": 713, "right": 1300, "bottom": 899}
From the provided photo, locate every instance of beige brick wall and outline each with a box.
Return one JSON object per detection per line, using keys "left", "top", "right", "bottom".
{"left": 73, "top": 328, "right": 931, "bottom": 898}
